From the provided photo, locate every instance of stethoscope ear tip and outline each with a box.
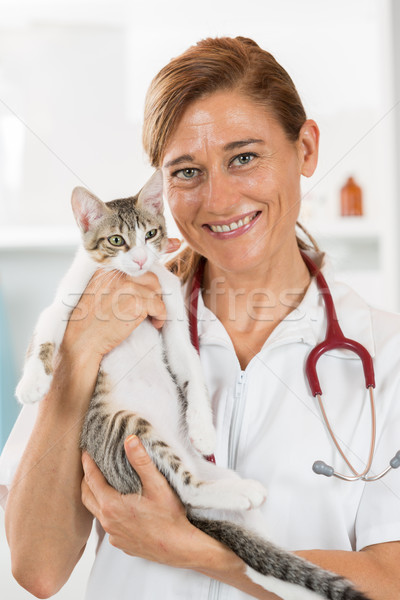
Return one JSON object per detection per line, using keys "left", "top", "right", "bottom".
{"left": 312, "top": 460, "right": 334, "bottom": 477}
{"left": 390, "top": 450, "right": 400, "bottom": 469}
{"left": 313, "top": 451, "right": 400, "bottom": 482}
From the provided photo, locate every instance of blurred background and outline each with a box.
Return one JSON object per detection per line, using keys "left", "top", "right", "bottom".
{"left": 0, "top": 0, "right": 399, "bottom": 597}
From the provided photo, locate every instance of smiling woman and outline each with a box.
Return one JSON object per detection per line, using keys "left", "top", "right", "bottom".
{"left": 161, "top": 92, "right": 318, "bottom": 282}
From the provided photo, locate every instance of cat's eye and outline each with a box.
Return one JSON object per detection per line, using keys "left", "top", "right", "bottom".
{"left": 145, "top": 228, "right": 158, "bottom": 240}
{"left": 107, "top": 235, "right": 126, "bottom": 247}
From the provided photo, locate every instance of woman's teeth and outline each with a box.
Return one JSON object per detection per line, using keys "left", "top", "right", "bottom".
{"left": 209, "top": 212, "right": 258, "bottom": 233}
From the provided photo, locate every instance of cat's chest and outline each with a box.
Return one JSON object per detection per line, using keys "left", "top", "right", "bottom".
{"left": 102, "top": 319, "right": 163, "bottom": 376}
{"left": 100, "top": 320, "right": 180, "bottom": 417}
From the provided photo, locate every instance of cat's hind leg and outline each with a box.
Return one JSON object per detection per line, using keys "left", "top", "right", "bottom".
{"left": 81, "top": 387, "right": 266, "bottom": 510}
{"left": 151, "top": 265, "right": 216, "bottom": 456}
{"left": 137, "top": 426, "right": 266, "bottom": 511}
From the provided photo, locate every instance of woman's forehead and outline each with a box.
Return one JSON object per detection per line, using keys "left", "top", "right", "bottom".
{"left": 162, "top": 91, "right": 280, "bottom": 163}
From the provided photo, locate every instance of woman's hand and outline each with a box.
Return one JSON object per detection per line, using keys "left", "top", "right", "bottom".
{"left": 61, "top": 238, "right": 181, "bottom": 365}
{"left": 81, "top": 438, "right": 281, "bottom": 599}
{"left": 81, "top": 435, "right": 205, "bottom": 568}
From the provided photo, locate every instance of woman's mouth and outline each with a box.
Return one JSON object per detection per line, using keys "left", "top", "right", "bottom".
{"left": 203, "top": 210, "right": 261, "bottom": 239}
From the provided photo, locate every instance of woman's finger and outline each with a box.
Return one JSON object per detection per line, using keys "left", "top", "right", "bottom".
{"left": 81, "top": 475, "right": 101, "bottom": 519}
{"left": 165, "top": 238, "right": 182, "bottom": 253}
{"left": 124, "top": 435, "right": 172, "bottom": 502}
{"left": 81, "top": 452, "right": 113, "bottom": 504}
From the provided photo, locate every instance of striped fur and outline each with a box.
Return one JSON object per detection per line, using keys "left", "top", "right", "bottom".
{"left": 188, "top": 517, "right": 369, "bottom": 600}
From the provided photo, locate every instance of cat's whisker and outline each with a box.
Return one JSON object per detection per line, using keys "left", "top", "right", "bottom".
{"left": 106, "top": 269, "right": 124, "bottom": 289}
{"left": 90, "top": 267, "right": 115, "bottom": 286}
{"left": 91, "top": 268, "right": 122, "bottom": 293}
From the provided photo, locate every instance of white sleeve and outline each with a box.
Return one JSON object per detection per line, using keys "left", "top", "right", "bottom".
{"left": 0, "top": 404, "right": 39, "bottom": 509}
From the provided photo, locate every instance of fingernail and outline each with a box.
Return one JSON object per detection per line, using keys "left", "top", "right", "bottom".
{"left": 126, "top": 434, "right": 140, "bottom": 449}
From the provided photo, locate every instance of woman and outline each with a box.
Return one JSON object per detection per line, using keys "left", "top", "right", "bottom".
{"left": 2, "top": 37, "right": 400, "bottom": 600}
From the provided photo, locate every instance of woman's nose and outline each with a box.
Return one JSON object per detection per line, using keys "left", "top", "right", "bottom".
{"left": 202, "top": 170, "right": 239, "bottom": 213}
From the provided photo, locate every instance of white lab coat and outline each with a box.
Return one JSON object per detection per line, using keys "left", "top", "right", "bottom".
{"left": 1, "top": 252, "right": 400, "bottom": 600}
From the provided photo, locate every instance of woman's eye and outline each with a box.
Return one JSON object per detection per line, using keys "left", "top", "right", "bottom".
{"left": 107, "top": 235, "right": 125, "bottom": 247}
{"left": 174, "top": 168, "right": 199, "bottom": 180}
{"left": 145, "top": 228, "right": 158, "bottom": 240}
{"left": 231, "top": 153, "right": 256, "bottom": 166}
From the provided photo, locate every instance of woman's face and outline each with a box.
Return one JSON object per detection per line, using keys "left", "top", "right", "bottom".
{"left": 161, "top": 91, "right": 318, "bottom": 273}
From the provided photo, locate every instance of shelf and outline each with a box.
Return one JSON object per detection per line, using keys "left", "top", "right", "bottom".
{"left": 303, "top": 218, "right": 383, "bottom": 240}
{"left": 0, "top": 227, "right": 80, "bottom": 250}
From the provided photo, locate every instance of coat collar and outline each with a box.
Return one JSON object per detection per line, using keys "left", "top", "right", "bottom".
{"left": 194, "top": 251, "right": 376, "bottom": 359}
{"left": 260, "top": 251, "right": 376, "bottom": 358}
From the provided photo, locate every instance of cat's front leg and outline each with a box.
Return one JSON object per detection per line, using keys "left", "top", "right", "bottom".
{"left": 16, "top": 300, "right": 73, "bottom": 404}
{"left": 151, "top": 265, "right": 216, "bottom": 456}
{"left": 16, "top": 250, "right": 98, "bottom": 405}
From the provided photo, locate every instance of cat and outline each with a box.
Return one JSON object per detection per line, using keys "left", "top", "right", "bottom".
{"left": 16, "top": 171, "right": 370, "bottom": 600}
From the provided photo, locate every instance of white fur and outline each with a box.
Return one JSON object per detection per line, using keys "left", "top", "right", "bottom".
{"left": 16, "top": 244, "right": 267, "bottom": 512}
{"left": 245, "top": 567, "right": 326, "bottom": 600}
{"left": 16, "top": 247, "right": 98, "bottom": 404}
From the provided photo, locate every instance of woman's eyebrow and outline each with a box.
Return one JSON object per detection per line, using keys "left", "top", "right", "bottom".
{"left": 164, "top": 154, "right": 194, "bottom": 168}
{"left": 164, "top": 139, "right": 264, "bottom": 169}
{"left": 223, "top": 138, "right": 264, "bottom": 151}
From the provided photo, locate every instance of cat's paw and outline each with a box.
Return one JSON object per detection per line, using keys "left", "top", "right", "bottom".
{"left": 186, "top": 478, "right": 267, "bottom": 511}
{"left": 220, "top": 479, "right": 267, "bottom": 511}
{"left": 16, "top": 364, "right": 52, "bottom": 405}
{"left": 186, "top": 403, "right": 216, "bottom": 456}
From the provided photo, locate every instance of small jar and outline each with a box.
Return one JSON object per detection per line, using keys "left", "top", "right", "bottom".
{"left": 340, "top": 176, "right": 363, "bottom": 216}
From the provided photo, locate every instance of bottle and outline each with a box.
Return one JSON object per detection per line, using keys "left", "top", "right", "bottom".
{"left": 340, "top": 176, "right": 363, "bottom": 216}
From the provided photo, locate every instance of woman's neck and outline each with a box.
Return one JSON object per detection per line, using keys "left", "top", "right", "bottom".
{"left": 202, "top": 242, "right": 311, "bottom": 334}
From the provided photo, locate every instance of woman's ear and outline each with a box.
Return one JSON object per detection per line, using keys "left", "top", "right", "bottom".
{"left": 298, "top": 119, "right": 320, "bottom": 177}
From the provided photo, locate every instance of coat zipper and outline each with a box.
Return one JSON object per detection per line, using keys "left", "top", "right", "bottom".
{"left": 228, "top": 370, "right": 246, "bottom": 470}
{"left": 207, "top": 369, "right": 247, "bottom": 600}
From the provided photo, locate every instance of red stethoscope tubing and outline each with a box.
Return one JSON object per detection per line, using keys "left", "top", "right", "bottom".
{"left": 189, "top": 257, "right": 205, "bottom": 353}
{"left": 188, "top": 252, "right": 377, "bottom": 471}
{"left": 189, "top": 257, "right": 215, "bottom": 463}
{"left": 300, "top": 251, "right": 375, "bottom": 395}
{"left": 189, "top": 252, "right": 375, "bottom": 395}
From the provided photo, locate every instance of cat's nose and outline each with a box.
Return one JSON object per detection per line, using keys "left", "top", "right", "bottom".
{"left": 134, "top": 257, "right": 146, "bottom": 268}
{"left": 131, "top": 248, "right": 147, "bottom": 268}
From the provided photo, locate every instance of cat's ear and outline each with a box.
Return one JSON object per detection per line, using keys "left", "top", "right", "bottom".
{"left": 136, "top": 170, "right": 163, "bottom": 215}
{"left": 71, "top": 187, "right": 109, "bottom": 233}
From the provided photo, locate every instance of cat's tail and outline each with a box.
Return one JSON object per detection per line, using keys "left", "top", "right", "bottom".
{"left": 188, "top": 515, "right": 370, "bottom": 600}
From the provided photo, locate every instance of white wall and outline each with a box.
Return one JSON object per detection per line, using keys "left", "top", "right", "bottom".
{"left": 0, "top": 0, "right": 394, "bottom": 230}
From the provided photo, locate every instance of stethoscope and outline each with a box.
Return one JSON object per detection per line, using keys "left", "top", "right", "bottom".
{"left": 189, "top": 252, "right": 400, "bottom": 482}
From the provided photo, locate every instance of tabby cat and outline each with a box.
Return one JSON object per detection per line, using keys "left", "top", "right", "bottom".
{"left": 16, "top": 171, "right": 370, "bottom": 600}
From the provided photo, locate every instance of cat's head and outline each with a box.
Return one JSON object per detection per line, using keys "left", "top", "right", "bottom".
{"left": 71, "top": 170, "right": 167, "bottom": 276}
